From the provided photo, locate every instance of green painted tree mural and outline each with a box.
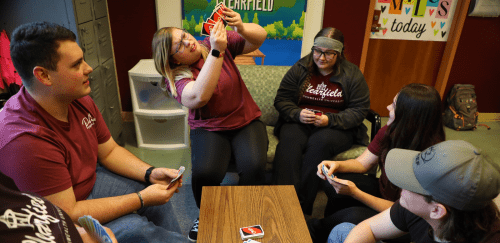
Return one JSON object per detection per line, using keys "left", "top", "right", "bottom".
{"left": 274, "top": 21, "right": 285, "bottom": 39}
{"left": 286, "top": 20, "right": 297, "bottom": 39}
{"left": 188, "top": 15, "right": 197, "bottom": 35}
{"left": 252, "top": 13, "right": 259, "bottom": 25}
{"left": 299, "top": 11, "right": 305, "bottom": 29}
{"left": 242, "top": 12, "right": 249, "bottom": 23}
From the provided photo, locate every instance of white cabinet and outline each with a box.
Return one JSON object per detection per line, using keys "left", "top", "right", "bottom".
{"left": 128, "top": 59, "right": 189, "bottom": 150}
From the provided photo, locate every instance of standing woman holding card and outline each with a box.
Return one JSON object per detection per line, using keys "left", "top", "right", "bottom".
{"left": 152, "top": 7, "right": 268, "bottom": 242}
{"left": 273, "top": 27, "right": 370, "bottom": 216}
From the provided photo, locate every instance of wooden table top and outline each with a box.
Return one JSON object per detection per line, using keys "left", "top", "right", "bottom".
{"left": 198, "top": 185, "right": 312, "bottom": 243}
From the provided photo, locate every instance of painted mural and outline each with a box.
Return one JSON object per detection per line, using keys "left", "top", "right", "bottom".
{"left": 183, "top": 0, "right": 307, "bottom": 66}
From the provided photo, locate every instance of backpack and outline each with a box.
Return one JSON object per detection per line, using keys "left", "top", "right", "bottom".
{"left": 443, "top": 84, "right": 480, "bottom": 131}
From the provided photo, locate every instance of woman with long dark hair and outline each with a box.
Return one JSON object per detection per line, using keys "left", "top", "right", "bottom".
{"left": 273, "top": 27, "right": 370, "bottom": 215}
{"left": 308, "top": 83, "right": 446, "bottom": 242}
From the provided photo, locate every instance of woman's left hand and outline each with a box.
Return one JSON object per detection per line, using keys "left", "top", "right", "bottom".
{"left": 313, "top": 114, "right": 329, "bottom": 127}
{"left": 328, "top": 176, "right": 358, "bottom": 197}
{"left": 222, "top": 7, "right": 244, "bottom": 32}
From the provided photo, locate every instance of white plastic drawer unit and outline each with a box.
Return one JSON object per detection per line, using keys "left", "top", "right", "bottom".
{"left": 128, "top": 59, "right": 189, "bottom": 150}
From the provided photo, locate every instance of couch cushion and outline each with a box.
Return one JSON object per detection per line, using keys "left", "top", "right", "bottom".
{"left": 237, "top": 65, "right": 290, "bottom": 126}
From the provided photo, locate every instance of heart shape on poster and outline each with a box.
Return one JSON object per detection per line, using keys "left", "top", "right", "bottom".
{"left": 381, "top": 6, "right": 387, "bottom": 13}
{"left": 429, "top": 9, "right": 435, "bottom": 16}
{"left": 440, "top": 22, "right": 446, "bottom": 28}
{"left": 434, "top": 29, "right": 439, "bottom": 36}
{"left": 431, "top": 21, "right": 436, "bottom": 28}
{"left": 383, "top": 29, "right": 388, "bottom": 35}
{"left": 383, "top": 18, "right": 388, "bottom": 25}
{"left": 405, "top": 7, "right": 411, "bottom": 15}
{"left": 441, "top": 31, "right": 447, "bottom": 38}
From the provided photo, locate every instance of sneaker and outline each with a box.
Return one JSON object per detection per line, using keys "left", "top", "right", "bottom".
{"left": 188, "top": 218, "right": 199, "bottom": 242}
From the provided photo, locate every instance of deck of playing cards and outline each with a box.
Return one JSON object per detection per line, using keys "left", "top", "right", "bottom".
{"left": 167, "top": 166, "right": 185, "bottom": 189}
{"left": 322, "top": 164, "right": 335, "bottom": 181}
{"left": 240, "top": 225, "right": 264, "bottom": 240}
{"left": 78, "top": 215, "right": 113, "bottom": 243}
{"left": 201, "top": 3, "right": 228, "bottom": 36}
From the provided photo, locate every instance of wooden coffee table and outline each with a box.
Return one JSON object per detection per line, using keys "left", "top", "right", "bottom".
{"left": 198, "top": 185, "right": 312, "bottom": 242}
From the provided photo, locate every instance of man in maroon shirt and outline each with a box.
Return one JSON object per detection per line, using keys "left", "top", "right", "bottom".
{"left": 0, "top": 22, "right": 190, "bottom": 242}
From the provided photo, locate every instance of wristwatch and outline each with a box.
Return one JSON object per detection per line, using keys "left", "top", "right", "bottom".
{"left": 211, "top": 49, "right": 223, "bottom": 58}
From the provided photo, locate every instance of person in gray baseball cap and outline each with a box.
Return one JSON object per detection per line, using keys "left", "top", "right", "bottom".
{"left": 340, "top": 140, "right": 500, "bottom": 243}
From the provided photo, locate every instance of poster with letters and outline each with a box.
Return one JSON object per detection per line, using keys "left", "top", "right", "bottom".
{"left": 371, "top": 0, "right": 458, "bottom": 41}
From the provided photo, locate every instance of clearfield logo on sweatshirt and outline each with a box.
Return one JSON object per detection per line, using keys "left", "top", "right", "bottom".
{"left": 306, "top": 82, "right": 343, "bottom": 99}
{"left": 82, "top": 113, "right": 96, "bottom": 129}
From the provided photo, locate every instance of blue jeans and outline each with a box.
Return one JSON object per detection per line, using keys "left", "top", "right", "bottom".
{"left": 328, "top": 223, "right": 356, "bottom": 243}
{"left": 87, "top": 166, "right": 190, "bottom": 243}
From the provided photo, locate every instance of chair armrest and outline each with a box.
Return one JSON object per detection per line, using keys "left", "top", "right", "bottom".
{"left": 365, "top": 109, "right": 381, "bottom": 142}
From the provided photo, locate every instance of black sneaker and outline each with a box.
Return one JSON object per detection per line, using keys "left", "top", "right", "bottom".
{"left": 188, "top": 218, "right": 199, "bottom": 242}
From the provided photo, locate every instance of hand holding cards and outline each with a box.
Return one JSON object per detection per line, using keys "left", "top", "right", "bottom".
{"left": 201, "top": 3, "right": 228, "bottom": 36}
{"left": 321, "top": 164, "right": 335, "bottom": 181}
{"left": 321, "top": 164, "right": 348, "bottom": 185}
{"left": 167, "top": 166, "right": 185, "bottom": 190}
{"left": 78, "top": 215, "right": 113, "bottom": 243}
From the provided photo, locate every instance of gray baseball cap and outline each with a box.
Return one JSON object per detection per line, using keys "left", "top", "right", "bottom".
{"left": 385, "top": 140, "right": 500, "bottom": 211}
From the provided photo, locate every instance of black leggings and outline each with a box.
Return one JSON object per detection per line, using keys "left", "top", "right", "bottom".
{"left": 190, "top": 120, "right": 268, "bottom": 208}
{"left": 273, "top": 122, "right": 354, "bottom": 215}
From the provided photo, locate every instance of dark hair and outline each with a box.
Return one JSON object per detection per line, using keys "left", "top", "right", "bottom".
{"left": 298, "top": 27, "right": 346, "bottom": 104}
{"left": 379, "top": 84, "right": 446, "bottom": 200}
{"left": 10, "top": 22, "right": 76, "bottom": 88}
{"left": 423, "top": 195, "right": 500, "bottom": 242}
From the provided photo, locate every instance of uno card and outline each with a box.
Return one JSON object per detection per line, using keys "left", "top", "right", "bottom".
{"left": 240, "top": 225, "right": 264, "bottom": 240}
{"left": 314, "top": 110, "right": 323, "bottom": 116}
{"left": 167, "top": 166, "right": 185, "bottom": 189}
{"left": 209, "top": 11, "right": 228, "bottom": 27}
{"left": 322, "top": 164, "right": 335, "bottom": 181}
{"left": 201, "top": 22, "right": 215, "bottom": 36}
{"left": 78, "top": 215, "right": 113, "bottom": 243}
{"left": 207, "top": 18, "right": 215, "bottom": 25}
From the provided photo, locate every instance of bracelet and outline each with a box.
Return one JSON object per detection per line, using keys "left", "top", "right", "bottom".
{"left": 137, "top": 192, "right": 144, "bottom": 209}
{"left": 144, "top": 166, "right": 155, "bottom": 185}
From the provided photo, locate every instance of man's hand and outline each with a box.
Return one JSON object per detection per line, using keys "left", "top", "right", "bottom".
{"left": 140, "top": 182, "right": 181, "bottom": 207}
{"left": 150, "top": 167, "right": 183, "bottom": 186}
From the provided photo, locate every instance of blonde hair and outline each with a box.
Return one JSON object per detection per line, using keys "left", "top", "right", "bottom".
{"left": 152, "top": 27, "right": 208, "bottom": 97}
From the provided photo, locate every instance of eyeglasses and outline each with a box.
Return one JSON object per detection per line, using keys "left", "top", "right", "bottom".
{"left": 311, "top": 47, "right": 337, "bottom": 60}
{"left": 172, "top": 30, "right": 189, "bottom": 56}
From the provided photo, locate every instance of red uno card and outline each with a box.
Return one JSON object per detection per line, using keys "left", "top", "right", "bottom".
{"left": 207, "top": 18, "right": 215, "bottom": 25}
{"left": 209, "top": 12, "right": 228, "bottom": 27}
{"left": 240, "top": 225, "right": 264, "bottom": 240}
{"left": 201, "top": 22, "right": 214, "bottom": 36}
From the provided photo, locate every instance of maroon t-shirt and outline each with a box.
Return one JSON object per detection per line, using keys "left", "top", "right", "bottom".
{"left": 0, "top": 87, "right": 111, "bottom": 200}
{"left": 0, "top": 171, "right": 84, "bottom": 243}
{"left": 299, "top": 72, "right": 344, "bottom": 113}
{"left": 167, "top": 31, "right": 261, "bottom": 131}
{"left": 367, "top": 125, "right": 401, "bottom": 201}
